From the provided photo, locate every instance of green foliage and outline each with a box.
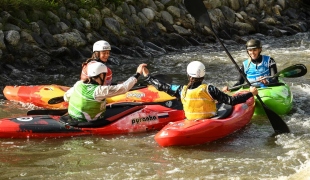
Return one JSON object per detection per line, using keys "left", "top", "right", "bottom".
{"left": 0, "top": 0, "right": 127, "bottom": 12}
{"left": 106, "top": 0, "right": 124, "bottom": 5}
{"left": 62, "top": 0, "right": 100, "bottom": 9}
{"left": 71, "top": 0, "right": 125, "bottom": 8}
{"left": 0, "top": 0, "right": 59, "bottom": 12}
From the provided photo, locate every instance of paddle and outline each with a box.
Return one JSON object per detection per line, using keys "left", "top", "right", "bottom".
{"left": 48, "top": 73, "right": 172, "bottom": 105}
{"left": 27, "top": 99, "right": 181, "bottom": 116}
{"left": 230, "top": 64, "right": 307, "bottom": 91}
{"left": 27, "top": 109, "right": 68, "bottom": 116}
{"left": 184, "top": 0, "right": 290, "bottom": 133}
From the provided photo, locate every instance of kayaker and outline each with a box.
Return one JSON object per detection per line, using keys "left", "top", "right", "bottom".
{"left": 223, "top": 39, "right": 278, "bottom": 92}
{"left": 62, "top": 62, "right": 147, "bottom": 127}
{"left": 81, "top": 40, "right": 114, "bottom": 85}
{"left": 142, "top": 61, "right": 258, "bottom": 120}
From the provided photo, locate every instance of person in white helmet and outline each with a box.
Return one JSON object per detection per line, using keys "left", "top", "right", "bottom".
{"left": 223, "top": 39, "right": 278, "bottom": 92}
{"left": 143, "top": 61, "right": 258, "bottom": 120}
{"left": 62, "top": 62, "right": 147, "bottom": 127}
{"left": 81, "top": 40, "right": 113, "bottom": 85}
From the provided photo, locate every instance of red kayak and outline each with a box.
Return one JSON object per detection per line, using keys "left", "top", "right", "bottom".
{"left": 154, "top": 92, "right": 255, "bottom": 147}
{"left": 0, "top": 100, "right": 184, "bottom": 138}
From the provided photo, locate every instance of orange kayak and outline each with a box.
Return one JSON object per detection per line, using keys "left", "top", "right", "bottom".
{"left": 3, "top": 85, "right": 69, "bottom": 109}
{"left": 3, "top": 85, "right": 175, "bottom": 109}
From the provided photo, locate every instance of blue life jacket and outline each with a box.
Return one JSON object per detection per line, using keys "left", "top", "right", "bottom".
{"left": 243, "top": 55, "right": 271, "bottom": 86}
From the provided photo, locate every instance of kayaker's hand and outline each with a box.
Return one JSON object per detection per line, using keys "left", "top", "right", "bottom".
{"left": 258, "top": 76, "right": 268, "bottom": 84}
{"left": 142, "top": 67, "right": 149, "bottom": 77}
{"left": 249, "top": 86, "right": 258, "bottom": 96}
{"left": 222, "top": 86, "right": 230, "bottom": 92}
{"left": 136, "top": 63, "right": 147, "bottom": 74}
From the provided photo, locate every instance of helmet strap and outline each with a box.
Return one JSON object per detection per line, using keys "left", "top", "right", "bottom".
{"left": 87, "top": 78, "right": 99, "bottom": 85}
{"left": 86, "top": 73, "right": 106, "bottom": 85}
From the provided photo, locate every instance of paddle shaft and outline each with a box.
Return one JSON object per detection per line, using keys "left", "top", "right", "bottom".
{"left": 184, "top": 0, "right": 290, "bottom": 133}
{"left": 230, "top": 76, "right": 274, "bottom": 91}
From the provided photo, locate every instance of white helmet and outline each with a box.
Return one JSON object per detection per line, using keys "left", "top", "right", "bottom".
{"left": 186, "top": 61, "right": 205, "bottom": 78}
{"left": 93, "top": 40, "right": 111, "bottom": 52}
{"left": 87, "top": 62, "right": 107, "bottom": 77}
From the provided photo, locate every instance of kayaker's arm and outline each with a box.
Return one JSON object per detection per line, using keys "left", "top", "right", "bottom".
{"left": 64, "top": 75, "right": 139, "bottom": 102}
{"left": 94, "top": 75, "right": 139, "bottom": 100}
{"left": 208, "top": 85, "right": 253, "bottom": 106}
{"left": 144, "top": 75, "right": 182, "bottom": 99}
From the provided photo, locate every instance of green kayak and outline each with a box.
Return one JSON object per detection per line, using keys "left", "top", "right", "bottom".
{"left": 231, "top": 80, "right": 293, "bottom": 115}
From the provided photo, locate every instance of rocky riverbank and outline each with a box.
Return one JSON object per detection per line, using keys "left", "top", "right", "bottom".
{"left": 0, "top": 0, "right": 310, "bottom": 97}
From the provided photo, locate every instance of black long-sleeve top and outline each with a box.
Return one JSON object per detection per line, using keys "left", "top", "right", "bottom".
{"left": 145, "top": 76, "right": 253, "bottom": 106}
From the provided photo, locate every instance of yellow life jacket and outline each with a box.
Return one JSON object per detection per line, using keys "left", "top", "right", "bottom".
{"left": 181, "top": 84, "right": 216, "bottom": 120}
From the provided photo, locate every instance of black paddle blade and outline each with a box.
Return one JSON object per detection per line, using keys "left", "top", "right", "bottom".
{"left": 279, "top": 64, "right": 307, "bottom": 78}
{"left": 184, "top": 0, "right": 212, "bottom": 28}
{"left": 48, "top": 96, "right": 64, "bottom": 104}
{"left": 256, "top": 96, "right": 290, "bottom": 133}
{"left": 27, "top": 109, "right": 68, "bottom": 116}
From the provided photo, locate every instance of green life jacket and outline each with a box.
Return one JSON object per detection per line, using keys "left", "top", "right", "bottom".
{"left": 68, "top": 81, "right": 106, "bottom": 122}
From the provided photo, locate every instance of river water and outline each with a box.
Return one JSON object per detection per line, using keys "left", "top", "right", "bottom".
{"left": 0, "top": 32, "right": 309, "bottom": 179}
